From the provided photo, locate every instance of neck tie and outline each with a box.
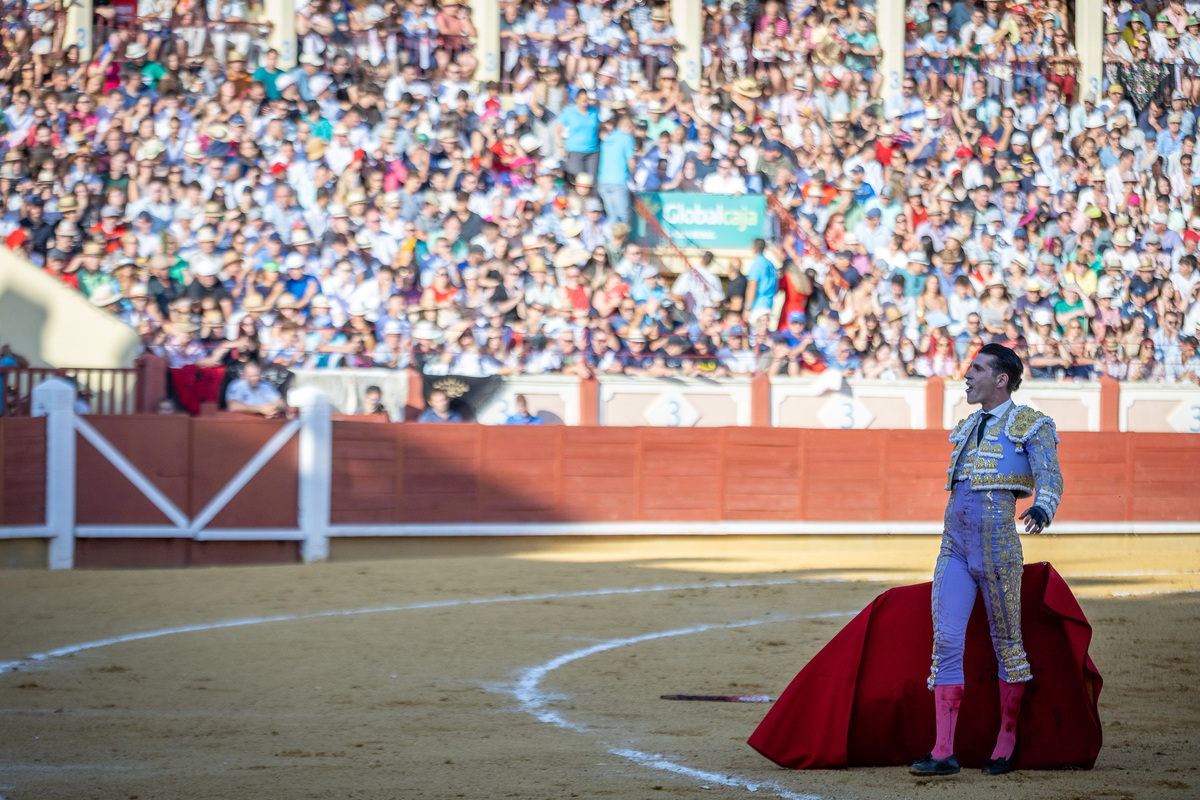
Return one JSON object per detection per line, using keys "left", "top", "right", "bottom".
{"left": 975, "top": 413, "right": 990, "bottom": 449}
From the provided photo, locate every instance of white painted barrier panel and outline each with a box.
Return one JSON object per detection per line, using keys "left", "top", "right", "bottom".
{"left": 289, "top": 368, "right": 409, "bottom": 417}
{"left": 944, "top": 380, "right": 1101, "bottom": 432}
{"left": 597, "top": 376, "right": 752, "bottom": 427}
{"left": 1120, "top": 385, "right": 1200, "bottom": 433}
{"left": 476, "top": 375, "right": 580, "bottom": 425}
{"left": 772, "top": 376, "right": 925, "bottom": 429}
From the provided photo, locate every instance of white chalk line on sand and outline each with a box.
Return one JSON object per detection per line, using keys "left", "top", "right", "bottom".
{"left": 509, "top": 612, "right": 854, "bottom": 800}
{"left": 0, "top": 579, "right": 794, "bottom": 673}
{"left": 3, "top": 570, "right": 1192, "bottom": 796}
{"left": 504, "top": 573, "right": 1198, "bottom": 797}
{"left": 1, "top": 575, "right": 833, "bottom": 797}
{"left": 4, "top": 570, "right": 1190, "bottom": 673}
{"left": 0, "top": 578, "right": 814, "bottom": 795}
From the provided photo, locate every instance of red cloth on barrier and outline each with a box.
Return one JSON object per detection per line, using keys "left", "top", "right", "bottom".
{"left": 748, "top": 562, "right": 1103, "bottom": 770}
{"left": 170, "top": 366, "right": 226, "bottom": 416}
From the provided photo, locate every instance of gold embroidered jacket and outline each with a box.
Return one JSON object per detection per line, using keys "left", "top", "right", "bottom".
{"left": 943, "top": 404, "right": 1064, "bottom": 522}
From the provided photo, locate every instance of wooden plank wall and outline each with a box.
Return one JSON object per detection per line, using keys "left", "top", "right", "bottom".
{"left": 5, "top": 420, "right": 1199, "bottom": 530}
{"left": 328, "top": 425, "right": 1200, "bottom": 526}
{"left": 74, "top": 415, "right": 298, "bottom": 528}
{"left": 0, "top": 417, "right": 46, "bottom": 526}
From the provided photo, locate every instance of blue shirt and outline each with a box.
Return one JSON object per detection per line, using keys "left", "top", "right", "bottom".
{"left": 418, "top": 408, "right": 464, "bottom": 423}
{"left": 225, "top": 378, "right": 282, "bottom": 407}
{"left": 812, "top": 324, "right": 845, "bottom": 360}
{"left": 1156, "top": 128, "right": 1185, "bottom": 157}
{"left": 598, "top": 129, "right": 636, "bottom": 185}
{"left": 559, "top": 105, "right": 601, "bottom": 153}
{"left": 746, "top": 253, "right": 778, "bottom": 311}
{"left": 1178, "top": 108, "right": 1197, "bottom": 137}
{"left": 504, "top": 412, "right": 544, "bottom": 425}
{"left": 284, "top": 274, "right": 319, "bottom": 304}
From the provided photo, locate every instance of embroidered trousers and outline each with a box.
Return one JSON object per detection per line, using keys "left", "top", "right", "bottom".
{"left": 928, "top": 483, "right": 1031, "bottom": 688}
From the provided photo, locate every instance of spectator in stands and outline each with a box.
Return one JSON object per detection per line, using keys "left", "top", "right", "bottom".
{"left": 558, "top": 89, "right": 602, "bottom": 184}
{"left": 226, "top": 360, "right": 287, "bottom": 418}
{"left": 419, "top": 388, "right": 464, "bottom": 422}
{"left": 0, "top": 344, "right": 28, "bottom": 368}
{"left": 504, "top": 393, "right": 544, "bottom": 424}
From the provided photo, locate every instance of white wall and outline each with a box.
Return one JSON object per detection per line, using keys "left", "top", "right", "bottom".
{"left": 0, "top": 247, "right": 140, "bottom": 368}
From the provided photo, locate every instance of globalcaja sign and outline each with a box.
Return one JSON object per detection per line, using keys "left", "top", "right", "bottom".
{"left": 634, "top": 192, "right": 768, "bottom": 250}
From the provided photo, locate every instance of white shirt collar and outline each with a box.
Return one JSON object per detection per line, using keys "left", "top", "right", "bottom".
{"left": 983, "top": 397, "right": 1014, "bottom": 420}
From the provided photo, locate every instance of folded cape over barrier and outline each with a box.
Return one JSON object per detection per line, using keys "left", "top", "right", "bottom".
{"left": 749, "top": 562, "right": 1103, "bottom": 770}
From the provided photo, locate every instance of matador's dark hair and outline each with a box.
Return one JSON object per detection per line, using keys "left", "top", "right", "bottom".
{"left": 978, "top": 343, "right": 1023, "bottom": 394}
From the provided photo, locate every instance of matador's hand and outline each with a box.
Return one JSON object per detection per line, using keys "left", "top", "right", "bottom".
{"left": 1019, "top": 506, "right": 1049, "bottom": 535}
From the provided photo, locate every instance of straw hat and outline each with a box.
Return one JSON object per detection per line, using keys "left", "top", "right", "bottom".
{"left": 241, "top": 292, "right": 270, "bottom": 313}
{"left": 730, "top": 77, "right": 762, "bottom": 98}
{"left": 306, "top": 139, "right": 329, "bottom": 160}
{"left": 90, "top": 284, "right": 122, "bottom": 307}
{"left": 553, "top": 246, "right": 590, "bottom": 269}
{"left": 560, "top": 219, "right": 583, "bottom": 239}
{"left": 140, "top": 139, "right": 167, "bottom": 161}
{"left": 412, "top": 319, "right": 445, "bottom": 343}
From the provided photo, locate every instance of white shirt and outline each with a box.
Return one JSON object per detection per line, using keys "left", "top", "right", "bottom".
{"left": 701, "top": 171, "right": 748, "bottom": 195}
{"left": 671, "top": 265, "right": 725, "bottom": 311}
{"left": 979, "top": 397, "right": 1014, "bottom": 429}
{"left": 226, "top": 378, "right": 282, "bottom": 407}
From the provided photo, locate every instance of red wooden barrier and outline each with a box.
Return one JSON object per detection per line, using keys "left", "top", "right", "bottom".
{"left": 5, "top": 421, "right": 1200, "bottom": 533}
{"left": 0, "top": 417, "right": 46, "bottom": 526}
{"left": 73, "top": 415, "right": 298, "bottom": 528}
{"left": 325, "top": 425, "right": 1200, "bottom": 526}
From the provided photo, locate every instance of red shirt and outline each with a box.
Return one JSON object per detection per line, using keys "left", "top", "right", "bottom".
{"left": 89, "top": 221, "right": 126, "bottom": 252}
{"left": 564, "top": 283, "right": 590, "bottom": 311}
{"left": 46, "top": 268, "right": 79, "bottom": 290}
{"left": 875, "top": 141, "right": 895, "bottom": 168}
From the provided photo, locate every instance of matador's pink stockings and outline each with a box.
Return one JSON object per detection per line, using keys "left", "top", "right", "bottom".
{"left": 990, "top": 679, "right": 1025, "bottom": 761}
{"left": 930, "top": 684, "right": 964, "bottom": 759}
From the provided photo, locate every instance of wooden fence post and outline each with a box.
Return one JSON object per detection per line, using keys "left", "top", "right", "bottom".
{"left": 31, "top": 378, "right": 77, "bottom": 569}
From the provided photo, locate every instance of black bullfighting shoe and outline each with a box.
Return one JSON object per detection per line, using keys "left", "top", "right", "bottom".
{"left": 909, "top": 753, "right": 961, "bottom": 776}
{"left": 981, "top": 754, "right": 1015, "bottom": 775}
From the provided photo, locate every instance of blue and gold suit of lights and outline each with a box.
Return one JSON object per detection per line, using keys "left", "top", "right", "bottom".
{"left": 928, "top": 404, "right": 1064, "bottom": 689}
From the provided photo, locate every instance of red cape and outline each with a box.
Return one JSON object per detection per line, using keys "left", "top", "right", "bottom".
{"left": 749, "top": 562, "right": 1103, "bottom": 770}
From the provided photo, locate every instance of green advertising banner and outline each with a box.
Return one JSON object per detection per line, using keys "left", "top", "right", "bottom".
{"left": 633, "top": 192, "right": 768, "bottom": 250}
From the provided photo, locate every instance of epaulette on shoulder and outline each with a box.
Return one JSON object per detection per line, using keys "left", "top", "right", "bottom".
{"left": 1006, "top": 406, "right": 1057, "bottom": 444}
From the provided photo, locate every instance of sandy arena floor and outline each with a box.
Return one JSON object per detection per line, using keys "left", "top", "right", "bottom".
{"left": 1, "top": 534, "right": 1198, "bottom": 800}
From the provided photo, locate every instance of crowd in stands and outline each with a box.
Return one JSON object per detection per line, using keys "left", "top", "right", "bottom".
{"left": 3, "top": 0, "right": 1200, "bottom": 417}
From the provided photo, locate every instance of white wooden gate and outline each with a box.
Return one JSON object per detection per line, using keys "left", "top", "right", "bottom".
{"left": 0, "top": 378, "right": 333, "bottom": 569}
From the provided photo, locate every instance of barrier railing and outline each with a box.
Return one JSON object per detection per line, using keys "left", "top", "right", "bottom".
{"left": 114, "top": 357, "right": 1200, "bottom": 433}
{"left": 1, "top": 377, "right": 1198, "bottom": 570}
{"left": 2, "top": 366, "right": 140, "bottom": 417}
